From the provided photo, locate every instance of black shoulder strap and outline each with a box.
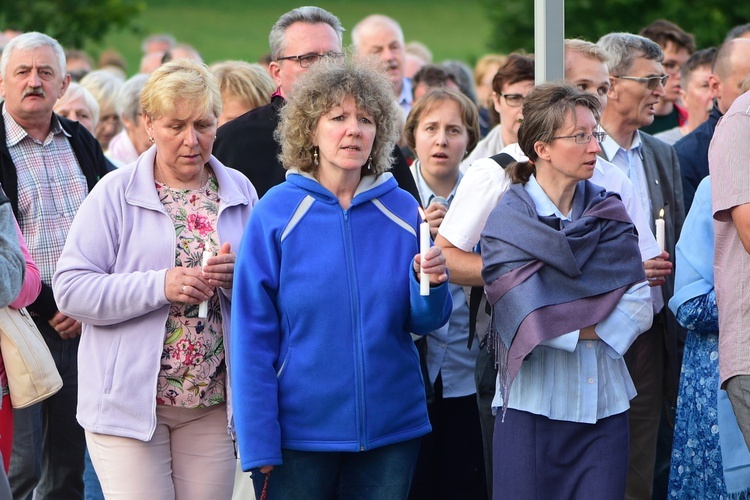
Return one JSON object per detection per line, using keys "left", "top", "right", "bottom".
{"left": 489, "top": 152, "right": 515, "bottom": 169}
{"left": 468, "top": 286, "right": 483, "bottom": 350}
{"left": 468, "top": 152, "right": 514, "bottom": 350}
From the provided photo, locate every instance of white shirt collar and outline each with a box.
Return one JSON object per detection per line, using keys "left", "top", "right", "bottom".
{"left": 413, "top": 160, "right": 461, "bottom": 208}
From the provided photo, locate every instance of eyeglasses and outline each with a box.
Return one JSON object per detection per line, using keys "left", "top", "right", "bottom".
{"left": 276, "top": 51, "right": 345, "bottom": 68}
{"left": 613, "top": 74, "right": 669, "bottom": 90}
{"left": 551, "top": 131, "right": 607, "bottom": 144}
{"left": 496, "top": 92, "right": 525, "bottom": 107}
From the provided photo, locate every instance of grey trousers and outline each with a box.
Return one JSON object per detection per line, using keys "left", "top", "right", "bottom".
{"left": 725, "top": 375, "right": 750, "bottom": 450}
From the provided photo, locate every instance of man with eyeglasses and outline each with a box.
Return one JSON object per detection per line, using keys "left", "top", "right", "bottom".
{"left": 212, "top": 7, "right": 343, "bottom": 198}
{"left": 639, "top": 20, "right": 695, "bottom": 135}
{"left": 434, "top": 38, "right": 662, "bottom": 498}
{"left": 213, "top": 7, "right": 419, "bottom": 202}
{"left": 597, "top": 32, "right": 686, "bottom": 500}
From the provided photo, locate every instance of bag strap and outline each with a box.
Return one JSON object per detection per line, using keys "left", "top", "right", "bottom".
{"left": 467, "top": 151, "right": 515, "bottom": 350}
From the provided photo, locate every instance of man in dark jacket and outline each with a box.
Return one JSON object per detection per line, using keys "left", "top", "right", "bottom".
{"left": 0, "top": 31, "right": 109, "bottom": 499}
{"left": 213, "top": 6, "right": 419, "bottom": 201}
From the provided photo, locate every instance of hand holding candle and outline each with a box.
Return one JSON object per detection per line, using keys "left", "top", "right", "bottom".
{"left": 198, "top": 250, "right": 212, "bottom": 318}
{"left": 655, "top": 208, "right": 665, "bottom": 252}
{"left": 419, "top": 208, "right": 430, "bottom": 296}
{"left": 416, "top": 208, "right": 448, "bottom": 295}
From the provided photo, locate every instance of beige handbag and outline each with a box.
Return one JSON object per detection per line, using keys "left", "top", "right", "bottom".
{"left": 0, "top": 306, "right": 63, "bottom": 408}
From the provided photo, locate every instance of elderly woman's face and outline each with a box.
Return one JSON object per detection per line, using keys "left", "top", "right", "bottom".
{"left": 95, "top": 108, "right": 122, "bottom": 150}
{"left": 54, "top": 95, "right": 96, "bottom": 134}
{"left": 313, "top": 96, "right": 375, "bottom": 179}
{"left": 144, "top": 100, "right": 217, "bottom": 177}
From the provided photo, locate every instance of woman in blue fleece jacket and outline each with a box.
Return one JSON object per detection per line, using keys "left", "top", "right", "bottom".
{"left": 231, "top": 58, "right": 452, "bottom": 499}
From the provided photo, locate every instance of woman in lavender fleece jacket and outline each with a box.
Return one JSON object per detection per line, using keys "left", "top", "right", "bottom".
{"left": 52, "top": 61, "right": 257, "bottom": 500}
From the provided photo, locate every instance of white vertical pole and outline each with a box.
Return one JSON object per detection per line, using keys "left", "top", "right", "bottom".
{"left": 534, "top": 0, "right": 565, "bottom": 84}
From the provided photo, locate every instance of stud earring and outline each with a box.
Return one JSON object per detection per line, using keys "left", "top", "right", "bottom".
{"left": 313, "top": 146, "right": 319, "bottom": 166}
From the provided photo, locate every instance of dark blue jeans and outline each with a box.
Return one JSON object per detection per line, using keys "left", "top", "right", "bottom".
{"left": 8, "top": 320, "right": 85, "bottom": 500}
{"left": 252, "top": 438, "right": 421, "bottom": 500}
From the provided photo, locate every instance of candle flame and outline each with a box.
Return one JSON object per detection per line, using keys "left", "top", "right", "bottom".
{"left": 418, "top": 207, "right": 426, "bottom": 222}
{"left": 659, "top": 208, "right": 665, "bottom": 219}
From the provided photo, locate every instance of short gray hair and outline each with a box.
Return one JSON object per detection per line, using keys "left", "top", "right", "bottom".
{"left": 54, "top": 83, "right": 101, "bottom": 128}
{"left": 565, "top": 39, "right": 608, "bottom": 64}
{"left": 269, "top": 6, "right": 344, "bottom": 61}
{"left": 351, "top": 14, "right": 404, "bottom": 51}
{"left": 117, "top": 73, "right": 149, "bottom": 123}
{"left": 596, "top": 33, "right": 663, "bottom": 76}
{"left": 725, "top": 23, "right": 750, "bottom": 42}
{"left": 80, "top": 69, "right": 124, "bottom": 117}
{"left": 141, "top": 33, "right": 176, "bottom": 54}
{"left": 0, "top": 31, "right": 65, "bottom": 79}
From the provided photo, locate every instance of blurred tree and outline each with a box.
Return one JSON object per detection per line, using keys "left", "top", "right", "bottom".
{"left": 0, "top": 0, "right": 144, "bottom": 48}
{"left": 482, "top": 0, "right": 750, "bottom": 53}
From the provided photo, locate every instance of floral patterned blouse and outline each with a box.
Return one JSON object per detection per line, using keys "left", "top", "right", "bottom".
{"left": 155, "top": 169, "right": 225, "bottom": 408}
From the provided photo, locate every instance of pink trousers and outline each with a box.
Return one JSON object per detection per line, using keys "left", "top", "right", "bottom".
{"left": 86, "top": 403, "right": 235, "bottom": 500}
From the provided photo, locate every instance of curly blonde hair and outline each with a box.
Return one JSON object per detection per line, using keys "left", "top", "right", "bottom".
{"left": 275, "top": 55, "right": 400, "bottom": 176}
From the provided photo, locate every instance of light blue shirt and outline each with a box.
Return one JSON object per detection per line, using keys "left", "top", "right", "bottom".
{"left": 399, "top": 78, "right": 413, "bottom": 117}
{"left": 602, "top": 131, "right": 664, "bottom": 313}
{"left": 413, "top": 162, "right": 479, "bottom": 398}
{"left": 492, "top": 175, "right": 653, "bottom": 423}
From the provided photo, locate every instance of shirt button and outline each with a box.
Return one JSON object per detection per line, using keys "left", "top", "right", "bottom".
{"left": 588, "top": 378, "right": 594, "bottom": 384}
{"left": 586, "top": 342, "right": 592, "bottom": 348}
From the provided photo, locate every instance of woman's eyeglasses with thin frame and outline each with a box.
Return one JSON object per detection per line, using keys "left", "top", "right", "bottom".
{"left": 550, "top": 131, "right": 607, "bottom": 144}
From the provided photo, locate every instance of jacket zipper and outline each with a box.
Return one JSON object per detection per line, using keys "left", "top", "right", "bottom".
{"left": 342, "top": 208, "right": 366, "bottom": 451}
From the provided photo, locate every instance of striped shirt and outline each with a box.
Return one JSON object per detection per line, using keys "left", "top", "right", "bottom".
{"left": 709, "top": 90, "right": 750, "bottom": 386}
{"left": 492, "top": 175, "right": 653, "bottom": 423}
{"left": 3, "top": 106, "right": 88, "bottom": 284}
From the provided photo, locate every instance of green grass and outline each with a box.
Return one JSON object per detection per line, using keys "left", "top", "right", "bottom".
{"left": 86, "top": 0, "right": 494, "bottom": 77}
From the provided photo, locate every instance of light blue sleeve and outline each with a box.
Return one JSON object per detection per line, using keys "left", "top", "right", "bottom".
{"left": 540, "top": 331, "right": 579, "bottom": 351}
{"left": 596, "top": 281, "right": 653, "bottom": 358}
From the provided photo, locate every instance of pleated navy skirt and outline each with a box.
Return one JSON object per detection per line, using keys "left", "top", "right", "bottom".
{"left": 493, "top": 408, "right": 629, "bottom": 499}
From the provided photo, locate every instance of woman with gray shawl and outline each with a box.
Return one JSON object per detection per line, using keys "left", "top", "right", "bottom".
{"left": 480, "top": 83, "right": 653, "bottom": 499}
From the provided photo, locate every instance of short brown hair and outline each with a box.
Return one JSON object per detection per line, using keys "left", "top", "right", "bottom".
{"left": 639, "top": 19, "right": 696, "bottom": 53}
{"left": 508, "top": 82, "right": 601, "bottom": 184}
{"left": 492, "top": 52, "right": 535, "bottom": 95}
{"left": 404, "top": 88, "right": 480, "bottom": 155}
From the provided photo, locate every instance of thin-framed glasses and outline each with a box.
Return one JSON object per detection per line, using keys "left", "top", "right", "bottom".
{"left": 613, "top": 74, "right": 669, "bottom": 90}
{"left": 497, "top": 92, "right": 525, "bottom": 107}
{"left": 551, "top": 131, "right": 607, "bottom": 144}
{"left": 276, "top": 51, "right": 345, "bottom": 68}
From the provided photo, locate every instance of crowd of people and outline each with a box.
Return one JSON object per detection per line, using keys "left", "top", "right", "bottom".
{"left": 1, "top": 5, "right": 750, "bottom": 500}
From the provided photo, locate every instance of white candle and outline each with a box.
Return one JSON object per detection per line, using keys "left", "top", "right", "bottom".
{"left": 419, "top": 210, "right": 430, "bottom": 296}
{"left": 655, "top": 208, "right": 665, "bottom": 252}
{"left": 198, "top": 251, "right": 212, "bottom": 318}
